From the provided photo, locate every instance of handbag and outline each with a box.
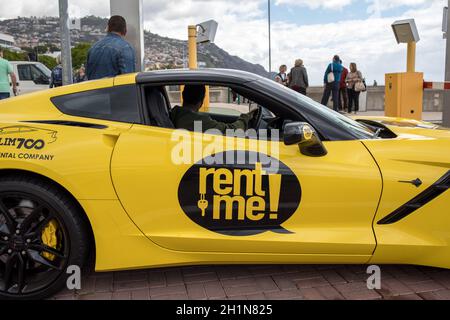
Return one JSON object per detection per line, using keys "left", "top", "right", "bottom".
{"left": 327, "top": 63, "right": 335, "bottom": 83}
{"left": 354, "top": 71, "right": 366, "bottom": 92}
{"left": 355, "top": 80, "right": 366, "bottom": 92}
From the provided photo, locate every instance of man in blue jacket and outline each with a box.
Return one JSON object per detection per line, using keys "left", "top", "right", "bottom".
{"left": 50, "top": 59, "right": 63, "bottom": 88}
{"left": 321, "top": 55, "right": 343, "bottom": 111}
{"left": 87, "top": 16, "right": 136, "bottom": 80}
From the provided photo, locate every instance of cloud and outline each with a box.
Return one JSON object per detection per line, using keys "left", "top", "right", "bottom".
{"left": 0, "top": 0, "right": 445, "bottom": 85}
{"left": 0, "top": 0, "right": 110, "bottom": 19}
{"left": 145, "top": 0, "right": 443, "bottom": 85}
{"left": 366, "top": 0, "right": 433, "bottom": 18}
{"left": 140, "top": 0, "right": 268, "bottom": 64}
{"left": 269, "top": 0, "right": 445, "bottom": 84}
{"left": 367, "top": 0, "right": 431, "bottom": 12}
{"left": 274, "top": 0, "right": 354, "bottom": 10}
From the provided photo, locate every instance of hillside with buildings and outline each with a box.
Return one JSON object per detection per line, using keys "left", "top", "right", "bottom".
{"left": 0, "top": 16, "right": 269, "bottom": 77}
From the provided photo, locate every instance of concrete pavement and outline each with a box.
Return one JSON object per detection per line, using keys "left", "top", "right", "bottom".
{"left": 51, "top": 264, "right": 450, "bottom": 300}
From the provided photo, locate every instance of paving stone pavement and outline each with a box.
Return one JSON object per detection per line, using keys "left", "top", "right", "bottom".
{"left": 50, "top": 265, "right": 450, "bottom": 300}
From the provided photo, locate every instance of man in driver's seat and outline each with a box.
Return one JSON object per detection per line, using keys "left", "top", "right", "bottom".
{"left": 171, "top": 85, "right": 255, "bottom": 134}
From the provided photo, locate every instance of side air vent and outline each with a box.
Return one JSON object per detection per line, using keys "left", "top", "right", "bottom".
{"left": 378, "top": 171, "right": 450, "bottom": 225}
{"left": 355, "top": 119, "right": 398, "bottom": 139}
{"left": 23, "top": 120, "right": 108, "bottom": 129}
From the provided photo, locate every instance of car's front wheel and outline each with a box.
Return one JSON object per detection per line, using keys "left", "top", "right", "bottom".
{"left": 0, "top": 175, "right": 90, "bottom": 300}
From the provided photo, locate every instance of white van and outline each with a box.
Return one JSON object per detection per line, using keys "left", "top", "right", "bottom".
{"left": 8, "top": 61, "right": 52, "bottom": 96}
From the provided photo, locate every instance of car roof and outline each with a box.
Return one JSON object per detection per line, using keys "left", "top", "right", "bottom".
{"left": 9, "top": 61, "right": 41, "bottom": 64}
{"left": 136, "top": 68, "right": 263, "bottom": 84}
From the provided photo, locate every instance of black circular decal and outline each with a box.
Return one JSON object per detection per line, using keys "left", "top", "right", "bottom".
{"left": 178, "top": 151, "right": 301, "bottom": 236}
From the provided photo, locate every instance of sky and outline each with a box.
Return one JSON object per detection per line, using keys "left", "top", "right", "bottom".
{"left": 0, "top": 0, "right": 446, "bottom": 85}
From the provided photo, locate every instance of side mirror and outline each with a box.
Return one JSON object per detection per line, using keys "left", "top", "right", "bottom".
{"left": 283, "top": 122, "right": 328, "bottom": 157}
{"left": 260, "top": 106, "right": 273, "bottom": 118}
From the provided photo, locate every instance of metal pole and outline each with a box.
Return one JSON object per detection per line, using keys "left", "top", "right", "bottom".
{"left": 444, "top": 0, "right": 450, "bottom": 126}
{"left": 58, "top": 0, "right": 73, "bottom": 85}
{"left": 268, "top": 0, "right": 272, "bottom": 77}
{"left": 110, "top": 0, "right": 144, "bottom": 72}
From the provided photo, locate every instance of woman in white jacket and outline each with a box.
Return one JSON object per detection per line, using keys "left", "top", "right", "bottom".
{"left": 346, "top": 63, "right": 364, "bottom": 114}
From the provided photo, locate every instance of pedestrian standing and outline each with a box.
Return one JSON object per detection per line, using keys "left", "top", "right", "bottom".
{"left": 289, "top": 59, "right": 309, "bottom": 95}
{"left": 346, "top": 63, "right": 365, "bottom": 114}
{"left": 231, "top": 89, "right": 238, "bottom": 103}
{"left": 321, "top": 55, "right": 343, "bottom": 111}
{"left": 87, "top": 15, "right": 136, "bottom": 80}
{"left": 0, "top": 48, "right": 17, "bottom": 100}
{"left": 50, "top": 56, "right": 63, "bottom": 88}
{"left": 275, "top": 65, "right": 288, "bottom": 86}
{"left": 339, "top": 60, "right": 349, "bottom": 112}
{"left": 74, "top": 66, "right": 88, "bottom": 83}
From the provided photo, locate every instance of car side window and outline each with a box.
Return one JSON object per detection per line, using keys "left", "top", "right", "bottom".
{"left": 51, "top": 85, "right": 141, "bottom": 124}
{"left": 165, "top": 85, "right": 253, "bottom": 117}
{"left": 30, "top": 65, "right": 46, "bottom": 81}
{"left": 17, "top": 65, "right": 32, "bottom": 81}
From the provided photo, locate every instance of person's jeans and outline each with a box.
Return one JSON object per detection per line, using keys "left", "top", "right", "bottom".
{"left": 0, "top": 92, "right": 10, "bottom": 100}
{"left": 339, "top": 87, "right": 348, "bottom": 111}
{"left": 321, "top": 82, "right": 340, "bottom": 111}
{"left": 347, "top": 88, "right": 361, "bottom": 113}
{"left": 291, "top": 85, "right": 307, "bottom": 96}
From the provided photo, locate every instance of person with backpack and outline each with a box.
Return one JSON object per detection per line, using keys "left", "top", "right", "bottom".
{"left": 288, "top": 59, "right": 309, "bottom": 95}
{"left": 346, "top": 62, "right": 365, "bottom": 114}
{"left": 50, "top": 56, "right": 63, "bottom": 88}
{"left": 321, "top": 55, "right": 343, "bottom": 111}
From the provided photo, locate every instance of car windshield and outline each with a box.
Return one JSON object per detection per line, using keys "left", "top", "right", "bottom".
{"left": 35, "top": 63, "right": 51, "bottom": 78}
{"left": 256, "top": 78, "right": 377, "bottom": 139}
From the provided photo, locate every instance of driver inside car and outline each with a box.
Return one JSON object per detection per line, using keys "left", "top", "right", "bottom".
{"left": 170, "top": 85, "right": 256, "bottom": 134}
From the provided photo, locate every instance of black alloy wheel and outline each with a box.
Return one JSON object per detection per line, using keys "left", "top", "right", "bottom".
{"left": 0, "top": 175, "right": 90, "bottom": 300}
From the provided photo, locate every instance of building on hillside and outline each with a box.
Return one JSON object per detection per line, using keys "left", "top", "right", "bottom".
{"left": 0, "top": 33, "right": 21, "bottom": 52}
{"left": 70, "top": 18, "right": 81, "bottom": 31}
{"left": 42, "top": 51, "right": 62, "bottom": 60}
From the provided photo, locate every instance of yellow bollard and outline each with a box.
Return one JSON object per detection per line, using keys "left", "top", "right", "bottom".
{"left": 202, "top": 87, "right": 210, "bottom": 112}
{"left": 188, "top": 25, "right": 198, "bottom": 69}
{"left": 407, "top": 41, "right": 416, "bottom": 73}
{"left": 186, "top": 25, "right": 209, "bottom": 112}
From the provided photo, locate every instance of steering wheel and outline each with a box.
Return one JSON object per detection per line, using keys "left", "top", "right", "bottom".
{"left": 249, "top": 106, "right": 263, "bottom": 130}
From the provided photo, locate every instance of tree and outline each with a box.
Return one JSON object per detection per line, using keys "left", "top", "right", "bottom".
{"left": 38, "top": 55, "right": 57, "bottom": 70}
{"left": 46, "top": 43, "right": 60, "bottom": 53}
{"left": 35, "top": 45, "right": 49, "bottom": 54}
{"left": 71, "top": 43, "right": 91, "bottom": 70}
{"left": 1, "top": 49, "right": 27, "bottom": 61}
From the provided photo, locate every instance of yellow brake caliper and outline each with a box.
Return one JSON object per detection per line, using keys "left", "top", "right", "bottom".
{"left": 41, "top": 220, "right": 59, "bottom": 261}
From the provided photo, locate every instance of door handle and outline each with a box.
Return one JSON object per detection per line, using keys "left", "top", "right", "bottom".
{"left": 103, "top": 133, "right": 120, "bottom": 148}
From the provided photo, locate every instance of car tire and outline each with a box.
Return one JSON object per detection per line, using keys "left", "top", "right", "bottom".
{"left": 0, "top": 174, "right": 90, "bottom": 300}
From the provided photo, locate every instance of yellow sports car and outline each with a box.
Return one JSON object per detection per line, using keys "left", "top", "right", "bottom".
{"left": 0, "top": 69, "right": 449, "bottom": 300}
